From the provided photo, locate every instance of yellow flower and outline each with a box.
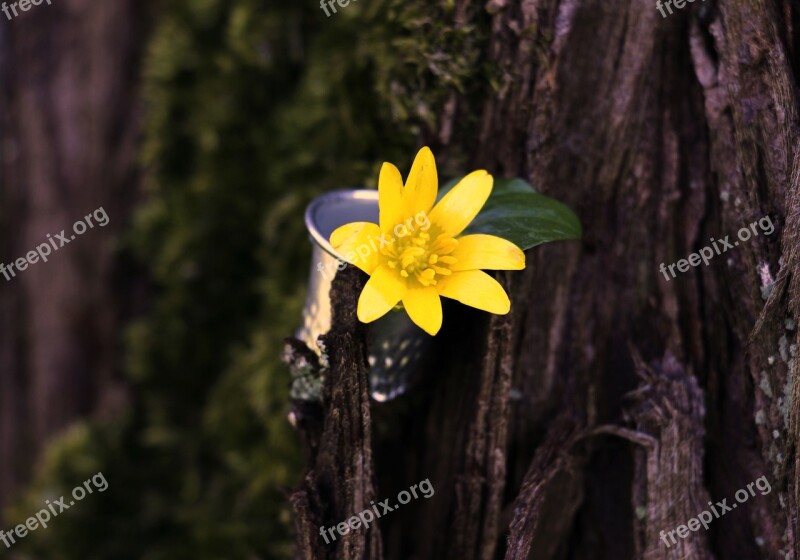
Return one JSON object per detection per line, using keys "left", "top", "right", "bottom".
{"left": 330, "top": 147, "right": 525, "bottom": 336}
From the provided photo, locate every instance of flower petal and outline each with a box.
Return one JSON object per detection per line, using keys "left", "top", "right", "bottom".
{"left": 428, "top": 170, "right": 492, "bottom": 237}
{"left": 402, "top": 285, "right": 442, "bottom": 336}
{"left": 330, "top": 221, "right": 382, "bottom": 274}
{"left": 450, "top": 234, "right": 525, "bottom": 272}
{"left": 437, "top": 270, "right": 510, "bottom": 315}
{"left": 357, "top": 264, "right": 407, "bottom": 323}
{"left": 379, "top": 162, "right": 406, "bottom": 232}
{"left": 405, "top": 146, "right": 438, "bottom": 216}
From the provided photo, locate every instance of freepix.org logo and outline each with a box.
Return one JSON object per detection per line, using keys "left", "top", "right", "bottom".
{"left": 317, "top": 210, "right": 431, "bottom": 281}
{"left": 0, "top": 207, "right": 110, "bottom": 282}
{"left": 659, "top": 475, "right": 771, "bottom": 548}
{"left": 319, "top": 478, "right": 434, "bottom": 544}
{"left": 2, "top": 0, "right": 53, "bottom": 21}
{"left": 319, "top": 0, "right": 356, "bottom": 17}
{"left": 659, "top": 215, "right": 774, "bottom": 282}
{"left": 0, "top": 473, "right": 109, "bottom": 550}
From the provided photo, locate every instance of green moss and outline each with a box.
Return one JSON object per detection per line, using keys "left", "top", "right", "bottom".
{"left": 4, "top": 1, "right": 495, "bottom": 558}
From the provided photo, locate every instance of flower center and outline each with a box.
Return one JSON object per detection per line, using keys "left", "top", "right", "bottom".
{"left": 382, "top": 226, "right": 458, "bottom": 287}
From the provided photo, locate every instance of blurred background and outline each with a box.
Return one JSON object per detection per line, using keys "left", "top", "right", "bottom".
{"left": 0, "top": 0, "right": 449, "bottom": 557}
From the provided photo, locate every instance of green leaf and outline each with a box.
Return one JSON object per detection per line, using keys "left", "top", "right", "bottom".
{"left": 438, "top": 176, "right": 581, "bottom": 250}
{"left": 490, "top": 177, "right": 538, "bottom": 195}
{"left": 465, "top": 191, "right": 582, "bottom": 250}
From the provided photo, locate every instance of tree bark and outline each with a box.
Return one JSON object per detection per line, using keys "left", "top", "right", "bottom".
{"left": 0, "top": 0, "right": 148, "bottom": 512}
{"left": 290, "top": 0, "right": 800, "bottom": 559}
{"left": 289, "top": 267, "right": 383, "bottom": 560}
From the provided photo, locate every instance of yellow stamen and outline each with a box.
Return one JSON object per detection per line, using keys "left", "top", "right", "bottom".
{"left": 379, "top": 221, "right": 459, "bottom": 288}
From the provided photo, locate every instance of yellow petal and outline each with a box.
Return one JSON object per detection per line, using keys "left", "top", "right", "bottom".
{"left": 330, "top": 221, "right": 382, "bottom": 274}
{"left": 379, "top": 162, "right": 406, "bottom": 232}
{"left": 428, "top": 170, "right": 492, "bottom": 237}
{"left": 402, "top": 285, "right": 442, "bottom": 336}
{"left": 357, "top": 264, "right": 407, "bottom": 323}
{"left": 437, "top": 270, "right": 510, "bottom": 315}
{"left": 450, "top": 234, "right": 525, "bottom": 272}
{"left": 405, "top": 146, "right": 438, "bottom": 216}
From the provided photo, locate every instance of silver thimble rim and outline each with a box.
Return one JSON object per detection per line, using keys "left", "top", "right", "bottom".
{"left": 305, "top": 189, "right": 379, "bottom": 259}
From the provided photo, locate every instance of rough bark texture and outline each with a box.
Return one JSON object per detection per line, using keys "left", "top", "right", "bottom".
{"left": 626, "top": 352, "right": 714, "bottom": 559}
{"left": 290, "top": 0, "right": 800, "bottom": 559}
{"left": 0, "top": 0, "right": 147, "bottom": 512}
{"left": 289, "top": 266, "right": 383, "bottom": 560}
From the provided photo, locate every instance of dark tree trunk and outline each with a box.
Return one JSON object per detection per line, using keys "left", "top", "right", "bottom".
{"left": 289, "top": 1, "right": 800, "bottom": 559}
{"left": 0, "top": 0, "right": 148, "bottom": 512}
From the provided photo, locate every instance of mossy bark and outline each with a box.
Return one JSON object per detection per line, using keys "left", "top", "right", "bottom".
{"left": 291, "top": 1, "right": 800, "bottom": 559}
